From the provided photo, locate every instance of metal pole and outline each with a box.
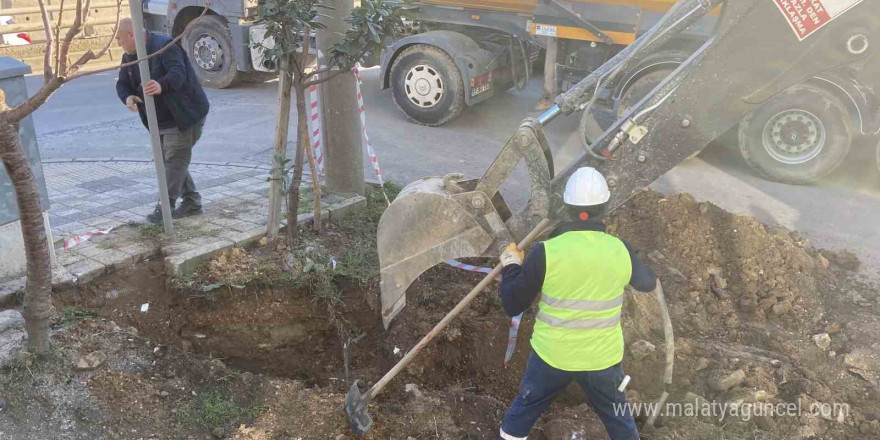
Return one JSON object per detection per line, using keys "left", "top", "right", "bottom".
{"left": 129, "top": 0, "right": 174, "bottom": 234}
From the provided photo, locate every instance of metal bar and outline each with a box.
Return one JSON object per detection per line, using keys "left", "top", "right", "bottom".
{"left": 547, "top": 0, "right": 614, "bottom": 44}
{"left": 128, "top": 0, "right": 174, "bottom": 235}
{"left": 0, "top": 1, "right": 127, "bottom": 17}
{"left": 537, "top": 105, "right": 561, "bottom": 126}
{"left": 552, "top": 35, "right": 715, "bottom": 187}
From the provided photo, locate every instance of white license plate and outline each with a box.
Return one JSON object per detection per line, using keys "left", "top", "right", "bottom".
{"left": 535, "top": 25, "right": 557, "bottom": 37}
{"left": 471, "top": 83, "right": 491, "bottom": 97}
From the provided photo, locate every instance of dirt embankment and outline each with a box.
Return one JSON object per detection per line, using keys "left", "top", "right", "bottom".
{"left": 3, "top": 189, "right": 879, "bottom": 440}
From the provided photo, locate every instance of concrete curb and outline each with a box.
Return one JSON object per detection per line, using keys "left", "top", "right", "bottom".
{"left": 164, "top": 239, "right": 235, "bottom": 277}
{"left": 42, "top": 157, "right": 273, "bottom": 170}
{"left": 0, "top": 192, "right": 369, "bottom": 299}
{"left": 163, "top": 194, "right": 368, "bottom": 279}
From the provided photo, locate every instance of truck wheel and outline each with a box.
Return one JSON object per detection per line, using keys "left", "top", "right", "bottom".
{"left": 390, "top": 45, "right": 465, "bottom": 126}
{"left": 738, "top": 85, "right": 852, "bottom": 184}
{"left": 184, "top": 15, "right": 239, "bottom": 88}
{"left": 617, "top": 68, "right": 675, "bottom": 118}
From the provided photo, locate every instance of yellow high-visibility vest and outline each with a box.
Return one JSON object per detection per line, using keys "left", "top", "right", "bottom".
{"left": 531, "top": 230, "right": 632, "bottom": 371}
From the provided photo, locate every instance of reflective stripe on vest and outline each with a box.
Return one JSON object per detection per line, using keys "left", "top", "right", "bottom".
{"left": 536, "top": 310, "right": 621, "bottom": 329}
{"left": 539, "top": 292, "right": 624, "bottom": 311}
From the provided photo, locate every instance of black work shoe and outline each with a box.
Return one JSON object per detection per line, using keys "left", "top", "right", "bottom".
{"left": 146, "top": 205, "right": 164, "bottom": 224}
{"left": 172, "top": 203, "right": 203, "bottom": 219}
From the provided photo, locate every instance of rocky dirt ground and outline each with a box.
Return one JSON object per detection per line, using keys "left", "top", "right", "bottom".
{"left": 1, "top": 188, "right": 878, "bottom": 440}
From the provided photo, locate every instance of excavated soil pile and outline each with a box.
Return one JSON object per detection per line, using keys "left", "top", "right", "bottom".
{"left": 34, "top": 190, "right": 880, "bottom": 440}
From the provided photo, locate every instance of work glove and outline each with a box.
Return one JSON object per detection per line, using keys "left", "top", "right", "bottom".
{"left": 500, "top": 243, "right": 524, "bottom": 267}
{"left": 125, "top": 95, "right": 143, "bottom": 112}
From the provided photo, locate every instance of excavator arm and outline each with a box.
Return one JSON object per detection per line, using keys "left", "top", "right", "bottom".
{"left": 377, "top": 0, "right": 879, "bottom": 327}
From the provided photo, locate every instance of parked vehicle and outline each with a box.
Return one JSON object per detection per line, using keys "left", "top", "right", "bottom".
{"left": 0, "top": 16, "right": 32, "bottom": 46}
{"left": 141, "top": 0, "right": 313, "bottom": 88}
{"left": 380, "top": 0, "right": 877, "bottom": 184}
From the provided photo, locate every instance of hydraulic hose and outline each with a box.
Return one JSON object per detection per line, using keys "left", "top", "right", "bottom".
{"left": 645, "top": 281, "right": 675, "bottom": 429}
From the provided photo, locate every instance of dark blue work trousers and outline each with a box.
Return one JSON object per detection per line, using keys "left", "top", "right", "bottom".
{"left": 499, "top": 352, "right": 639, "bottom": 440}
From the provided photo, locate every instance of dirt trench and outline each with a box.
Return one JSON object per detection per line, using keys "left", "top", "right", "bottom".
{"left": 47, "top": 189, "right": 880, "bottom": 440}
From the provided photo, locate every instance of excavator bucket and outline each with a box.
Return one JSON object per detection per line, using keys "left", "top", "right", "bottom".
{"left": 378, "top": 119, "right": 556, "bottom": 328}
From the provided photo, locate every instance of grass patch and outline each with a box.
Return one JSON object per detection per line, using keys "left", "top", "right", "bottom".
{"left": 129, "top": 222, "right": 163, "bottom": 239}
{"left": 60, "top": 307, "right": 97, "bottom": 327}
{"left": 176, "top": 182, "right": 402, "bottom": 307}
{"left": 175, "top": 223, "right": 221, "bottom": 241}
{"left": 96, "top": 241, "right": 118, "bottom": 250}
{"left": 175, "top": 390, "right": 264, "bottom": 431}
{"left": 330, "top": 182, "right": 402, "bottom": 284}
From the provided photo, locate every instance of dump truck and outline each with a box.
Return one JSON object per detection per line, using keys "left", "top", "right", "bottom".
{"left": 376, "top": 0, "right": 879, "bottom": 328}
{"left": 379, "top": 0, "right": 717, "bottom": 126}
{"left": 381, "top": 0, "right": 876, "bottom": 185}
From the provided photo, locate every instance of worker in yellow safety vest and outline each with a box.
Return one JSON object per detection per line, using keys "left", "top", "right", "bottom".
{"left": 496, "top": 167, "right": 657, "bottom": 440}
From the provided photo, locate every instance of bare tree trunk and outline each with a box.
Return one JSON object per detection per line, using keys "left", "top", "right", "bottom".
{"left": 0, "top": 120, "right": 53, "bottom": 354}
{"left": 286, "top": 84, "right": 308, "bottom": 246}
{"left": 267, "top": 55, "right": 294, "bottom": 237}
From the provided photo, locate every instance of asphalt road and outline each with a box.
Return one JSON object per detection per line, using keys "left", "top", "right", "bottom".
{"left": 27, "top": 69, "right": 880, "bottom": 279}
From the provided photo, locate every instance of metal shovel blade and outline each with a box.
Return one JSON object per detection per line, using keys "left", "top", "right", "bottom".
{"left": 344, "top": 380, "right": 373, "bottom": 437}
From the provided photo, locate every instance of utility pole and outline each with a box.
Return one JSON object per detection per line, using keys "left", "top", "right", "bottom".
{"left": 130, "top": 0, "right": 174, "bottom": 234}
{"left": 317, "top": 0, "right": 364, "bottom": 195}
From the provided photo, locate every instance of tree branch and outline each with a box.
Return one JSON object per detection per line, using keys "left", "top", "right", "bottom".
{"left": 36, "top": 0, "right": 54, "bottom": 82}
{"left": 53, "top": 0, "right": 66, "bottom": 76}
{"left": 66, "top": 0, "right": 211, "bottom": 80}
{"left": 0, "top": 77, "right": 64, "bottom": 124}
{"left": 57, "top": 0, "right": 84, "bottom": 75}
{"left": 298, "top": 25, "right": 311, "bottom": 81}
{"left": 68, "top": 0, "right": 122, "bottom": 74}
{"left": 304, "top": 68, "right": 344, "bottom": 88}
{"left": 303, "top": 47, "right": 368, "bottom": 86}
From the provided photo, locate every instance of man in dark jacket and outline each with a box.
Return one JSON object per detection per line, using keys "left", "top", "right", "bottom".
{"left": 116, "top": 18, "right": 210, "bottom": 223}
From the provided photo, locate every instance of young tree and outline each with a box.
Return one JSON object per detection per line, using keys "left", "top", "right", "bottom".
{"left": 0, "top": 0, "right": 210, "bottom": 354}
{"left": 257, "top": 0, "right": 405, "bottom": 246}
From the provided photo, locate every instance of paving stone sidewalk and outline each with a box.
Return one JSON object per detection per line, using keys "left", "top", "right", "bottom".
{"left": 44, "top": 159, "right": 273, "bottom": 240}
{"left": 0, "top": 159, "right": 366, "bottom": 302}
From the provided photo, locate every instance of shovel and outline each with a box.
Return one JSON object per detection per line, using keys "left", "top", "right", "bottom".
{"left": 345, "top": 218, "right": 554, "bottom": 437}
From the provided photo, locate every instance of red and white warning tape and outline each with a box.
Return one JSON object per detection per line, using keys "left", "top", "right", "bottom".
{"left": 445, "top": 258, "right": 522, "bottom": 365}
{"left": 307, "top": 84, "right": 325, "bottom": 174}
{"left": 352, "top": 63, "right": 391, "bottom": 205}
{"left": 63, "top": 227, "right": 114, "bottom": 250}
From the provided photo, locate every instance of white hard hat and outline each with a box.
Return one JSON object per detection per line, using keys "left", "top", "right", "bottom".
{"left": 563, "top": 167, "right": 611, "bottom": 206}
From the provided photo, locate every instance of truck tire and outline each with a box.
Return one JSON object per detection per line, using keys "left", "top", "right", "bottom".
{"left": 617, "top": 67, "right": 675, "bottom": 118}
{"left": 183, "top": 15, "right": 239, "bottom": 88}
{"left": 390, "top": 45, "right": 465, "bottom": 126}
{"left": 738, "top": 85, "right": 852, "bottom": 184}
